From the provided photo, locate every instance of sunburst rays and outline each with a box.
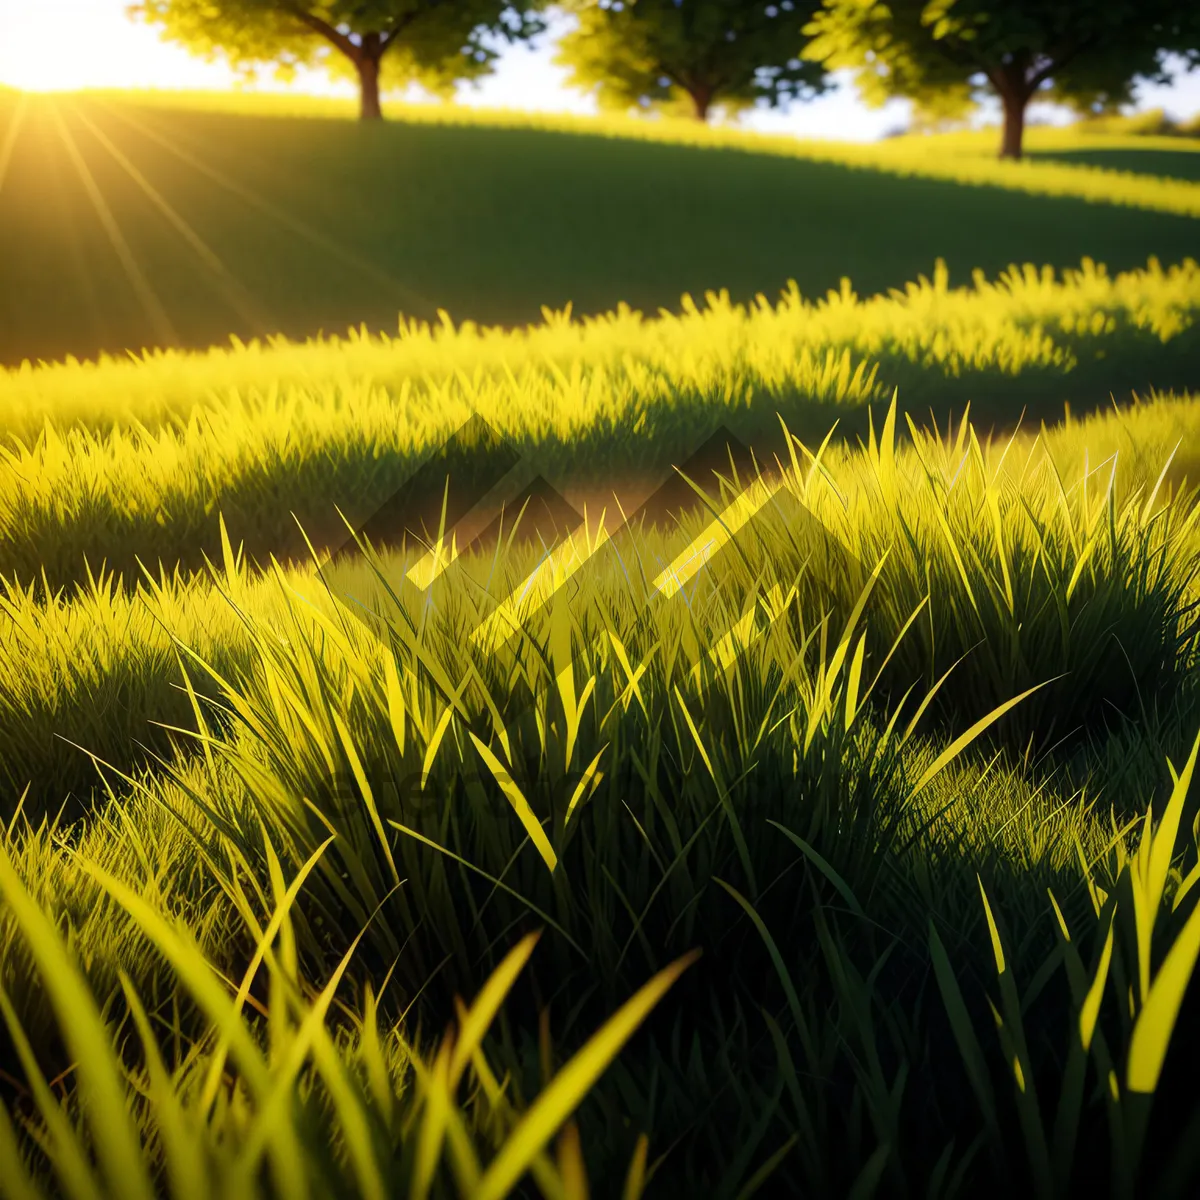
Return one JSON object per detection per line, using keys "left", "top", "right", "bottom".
{"left": 6, "top": 91, "right": 440, "bottom": 364}
{"left": 0, "top": 91, "right": 29, "bottom": 203}
{"left": 49, "top": 101, "right": 180, "bottom": 349}
{"left": 68, "top": 101, "right": 275, "bottom": 339}
{"left": 93, "top": 97, "right": 438, "bottom": 320}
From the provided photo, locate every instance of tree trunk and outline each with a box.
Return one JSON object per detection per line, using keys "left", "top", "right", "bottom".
{"left": 358, "top": 54, "right": 383, "bottom": 121}
{"left": 999, "top": 86, "right": 1028, "bottom": 160}
{"left": 690, "top": 86, "right": 712, "bottom": 123}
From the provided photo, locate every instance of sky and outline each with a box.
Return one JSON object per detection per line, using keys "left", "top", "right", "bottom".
{"left": 2, "top": 2, "right": 1200, "bottom": 142}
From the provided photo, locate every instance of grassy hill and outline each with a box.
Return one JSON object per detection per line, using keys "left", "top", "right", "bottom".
{"left": 3, "top": 88, "right": 1200, "bottom": 367}
{"left": 3, "top": 89, "right": 1200, "bottom": 1200}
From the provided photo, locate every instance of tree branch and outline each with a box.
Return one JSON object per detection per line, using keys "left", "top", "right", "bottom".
{"left": 277, "top": 1, "right": 435, "bottom": 64}
{"left": 379, "top": 0, "right": 453, "bottom": 57}
{"left": 982, "top": 65, "right": 1014, "bottom": 99}
{"left": 1027, "top": 35, "right": 1095, "bottom": 92}
{"left": 278, "top": 2, "right": 361, "bottom": 62}
{"left": 986, "top": 50, "right": 1040, "bottom": 104}
{"left": 378, "top": 3, "right": 442, "bottom": 57}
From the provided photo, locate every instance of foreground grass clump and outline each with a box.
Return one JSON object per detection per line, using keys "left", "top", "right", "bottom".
{"left": 3, "top": 551, "right": 1200, "bottom": 1195}
{"left": 0, "top": 821, "right": 697, "bottom": 1199}
{"left": 3, "top": 402, "right": 1200, "bottom": 1196}
{"left": 2, "top": 257, "right": 1198, "bottom": 593}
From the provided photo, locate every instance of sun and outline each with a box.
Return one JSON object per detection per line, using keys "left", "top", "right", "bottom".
{"left": 0, "top": 0, "right": 239, "bottom": 94}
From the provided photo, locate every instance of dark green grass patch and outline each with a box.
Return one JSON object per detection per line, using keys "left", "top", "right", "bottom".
{"left": 2, "top": 92, "right": 1198, "bottom": 367}
{"left": 1029, "top": 147, "right": 1200, "bottom": 184}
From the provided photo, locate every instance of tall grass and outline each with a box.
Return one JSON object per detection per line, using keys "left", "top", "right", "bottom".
{"left": 1, "top": 397, "right": 1199, "bottom": 1193}
{"left": 4, "top": 256, "right": 1195, "bottom": 438}
{"left": 0, "top": 811, "right": 696, "bottom": 1199}
{"left": 3, "top": 422, "right": 1200, "bottom": 1190}
{"left": 4, "top": 394, "right": 1199, "bottom": 819}
{"left": 5, "top": 724, "right": 1198, "bottom": 1195}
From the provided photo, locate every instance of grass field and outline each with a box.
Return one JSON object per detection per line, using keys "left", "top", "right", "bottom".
{"left": 2, "top": 249, "right": 1197, "bottom": 597}
{"left": 4, "top": 89, "right": 1200, "bottom": 368}
{"left": 4, "top": 89, "right": 1200, "bottom": 1199}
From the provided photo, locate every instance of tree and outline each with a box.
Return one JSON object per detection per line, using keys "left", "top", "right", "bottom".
{"left": 802, "top": 0, "right": 1200, "bottom": 159}
{"left": 553, "top": 0, "right": 830, "bottom": 124}
{"left": 128, "top": 1, "right": 550, "bottom": 121}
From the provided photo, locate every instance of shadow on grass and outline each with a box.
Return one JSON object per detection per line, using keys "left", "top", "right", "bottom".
{"left": 2, "top": 93, "right": 1199, "bottom": 366}
{"left": 1028, "top": 146, "right": 1200, "bottom": 183}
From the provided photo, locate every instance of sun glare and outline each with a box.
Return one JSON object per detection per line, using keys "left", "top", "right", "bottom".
{"left": 0, "top": 0, "right": 255, "bottom": 93}
{"left": 1, "top": 3, "right": 196, "bottom": 92}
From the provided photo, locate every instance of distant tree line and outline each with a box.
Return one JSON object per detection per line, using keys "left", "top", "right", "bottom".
{"left": 129, "top": 2, "right": 1200, "bottom": 159}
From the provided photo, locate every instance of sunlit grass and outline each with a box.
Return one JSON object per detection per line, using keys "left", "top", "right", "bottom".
{"left": 3, "top": 393, "right": 1199, "bottom": 1193}
{"left": 0, "top": 256, "right": 1196, "bottom": 595}
{"left": 4, "top": 85, "right": 1200, "bottom": 1197}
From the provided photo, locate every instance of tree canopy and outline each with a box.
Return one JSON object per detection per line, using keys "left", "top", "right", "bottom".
{"left": 553, "top": 0, "right": 829, "bottom": 123}
{"left": 128, "top": 1, "right": 549, "bottom": 119}
{"left": 803, "top": 0, "right": 1200, "bottom": 158}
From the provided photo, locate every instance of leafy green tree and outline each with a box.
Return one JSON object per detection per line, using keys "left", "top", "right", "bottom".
{"left": 128, "top": 1, "right": 549, "bottom": 120}
{"left": 802, "top": 0, "right": 1200, "bottom": 159}
{"left": 554, "top": 0, "right": 829, "bottom": 123}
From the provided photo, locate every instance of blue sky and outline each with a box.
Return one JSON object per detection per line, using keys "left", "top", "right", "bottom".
{"left": 2, "top": 2, "right": 1200, "bottom": 141}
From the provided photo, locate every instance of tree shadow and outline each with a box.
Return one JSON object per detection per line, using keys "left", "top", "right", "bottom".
{"left": 1027, "top": 146, "right": 1200, "bottom": 184}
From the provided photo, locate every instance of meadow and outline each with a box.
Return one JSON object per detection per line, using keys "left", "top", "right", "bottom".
{"left": 3, "top": 90, "right": 1200, "bottom": 1199}
{"left": 4, "top": 90, "right": 1200, "bottom": 368}
{"left": 3, "top": 252, "right": 1199, "bottom": 595}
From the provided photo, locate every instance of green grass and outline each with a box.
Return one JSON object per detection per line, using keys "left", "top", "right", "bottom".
{"left": 4, "top": 382, "right": 1198, "bottom": 811}
{"left": 3, "top": 392, "right": 1200, "bottom": 1196}
{"left": 3, "top": 89, "right": 1200, "bottom": 368}
{"left": 5, "top": 89, "right": 1200, "bottom": 1199}
{"left": 1028, "top": 149, "right": 1200, "bottom": 184}
{"left": 2, "top": 255, "right": 1197, "bottom": 595}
